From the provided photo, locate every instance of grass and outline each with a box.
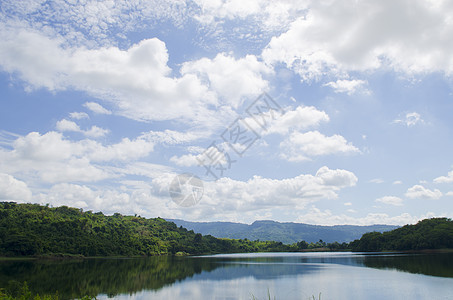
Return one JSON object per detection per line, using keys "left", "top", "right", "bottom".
{"left": 0, "top": 281, "right": 96, "bottom": 300}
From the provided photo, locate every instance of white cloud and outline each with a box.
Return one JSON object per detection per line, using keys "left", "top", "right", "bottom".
{"left": 0, "top": 173, "right": 32, "bottom": 201}
{"left": 1, "top": 0, "right": 189, "bottom": 47}
{"left": 181, "top": 53, "right": 273, "bottom": 108}
{"left": 393, "top": 112, "right": 425, "bottom": 127}
{"left": 0, "top": 128, "right": 204, "bottom": 186}
{"left": 83, "top": 138, "right": 155, "bottom": 163}
{"left": 393, "top": 180, "right": 403, "bottom": 185}
{"left": 344, "top": 202, "right": 352, "bottom": 206}
{"left": 369, "top": 178, "right": 384, "bottom": 184}
{"left": 113, "top": 162, "right": 174, "bottom": 180}
{"left": 375, "top": 196, "right": 403, "bottom": 206}
{"left": 280, "top": 130, "right": 360, "bottom": 162}
{"left": 143, "top": 130, "right": 203, "bottom": 145}
{"left": 170, "top": 145, "right": 233, "bottom": 169}
{"left": 0, "top": 131, "right": 156, "bottom": 184}
{"left": 56, "top": 119, "right": 81, "bottom": 132}
{"left": 148, "top": 166, "right": 358, "bottom": 221}
{"left": 262, "top": 0, "right": 453, "bottom": 81}
{"left": 170, "top": 154, "right": 200, "bottom": 167}
{"left": 296, "top": 206, "right": 436, "bottom": 226}
{"left": 405, "top": 185, "right": 442, "bottom": 200}
{"left": 83, "top": 102, "right": 112, "bottom": 115}
{"left": 84, "top": 126, "right": 110, "bottom": 138}
{"left": 434, "top": 170, "right": 453, "bottom": 183}
{"left": 192, "top": 0, "right": 309, "bottom": 31}
{"left": 56, "top": 119, "right": 109, "bottom": 138}
{"left": 69, "top": 112, "right": 89, "bottom": 120}
{"left": 264, "top": 105, "right": 329, "bottom": 135}
{"left": 446, "top": 191, "right": 453, "bottom": 197}
{"left": 324, "top": 79, "right": 369, "bottom": 95}
{"left": 0, "top": 29, "right": 214, "bottom": 122}
{"left": 34, "top": 182, "right": 173, "bottom": 217}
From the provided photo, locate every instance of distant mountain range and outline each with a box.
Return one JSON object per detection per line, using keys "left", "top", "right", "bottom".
{"left": 166, "top": 219, "right": 399, "bottom": 244}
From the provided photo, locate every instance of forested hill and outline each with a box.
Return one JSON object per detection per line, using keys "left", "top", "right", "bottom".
{"left": 0, "top": 202, "right": 311, "bottom": 257}
{"left": 167, "top": 219, "right": 398, "bottom": 243}
{"left": 350, "top": 217, "right": 453, "bottom": 251}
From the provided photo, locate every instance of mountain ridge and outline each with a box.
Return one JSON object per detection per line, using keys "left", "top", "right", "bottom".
{"left": 166, "top": 219, "right": 399, "bottom": 244}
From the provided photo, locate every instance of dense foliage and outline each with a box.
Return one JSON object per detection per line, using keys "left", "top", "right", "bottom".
{"left": 0, "top": 202, "right": 333, "bottom": 257}
{"left": 350, "top": 218, "right": 453, "bottom": 251}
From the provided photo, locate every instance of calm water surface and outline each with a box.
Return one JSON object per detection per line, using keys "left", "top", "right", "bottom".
{"left": 1, "top": 252, "right": 453, "bottom": 299}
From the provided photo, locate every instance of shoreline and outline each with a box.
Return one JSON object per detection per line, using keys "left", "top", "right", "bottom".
{"left": 2, "top": 248, "right": 453, "bottom": 261}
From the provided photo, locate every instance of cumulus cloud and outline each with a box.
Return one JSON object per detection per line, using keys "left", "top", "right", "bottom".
{"left": 324, "top": 79, "right": 369, "bottom": 95}
{"left": 0, "top": 25, "right": 277, "bottom": 126}
{"left": 0, "top": 173, "right": 32, "bottom": 201}
{"left": 405, "top": 185, "right": 442, "bottom": 200}
{"left": 0, "top": 127, "right": 204, "bottom": 186}
{"left": 69, "top": 112, "right": 89, "bottom": 120}
{"left": 56, "top": 119, "right": 81, "bottom": 132}
{"left": 147, "top": 166, "right": 358, "bottom": 221}
{"left": 170, "top": 154, "right": 200, "bottom": 167}
{"left": 84, "top": 126, "right": 110, "bottom": 138}
{"left": 264, "top": 105, "right": 329, "bottom": 135}
{"left": 0, "top": 29, "right": 214, "bottom": 122}
{"left": 393, "top": 112, "right": 425, "bottom": 127}
{"left": 434, "top": 170, "right": 453, "bottom": 183}
{"left": 35, "top": 181, "right": 175, "bottom": 217}
{"left": 0, "top": 131, "right": 156, "bottom": 183}
{"left": 170, "top": 144, "right": 235, "bottom": 177}
{"left": 262, "top": 0, "right": 453, "bottom": 81}
{"left": 83, "top": 102, "right": 112, "bottom": 115}
{"left": 296, "top": 206, "right": 436, "bottom": 226}
{"left": 375, "top": 196, "right": 403, "bottom": 206}
{"left": 56, "top": 119, "right": 109, "bottom": 138}
{"left": 181, "top": 53, "right": 273, "bottom": 108}
{"left": 280, "top": 131, "right": 360, "bottom": 162}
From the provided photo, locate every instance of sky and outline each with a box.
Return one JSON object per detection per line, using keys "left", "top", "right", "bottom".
{"left": 1, "top": 0, "right": 453, "bottom": 226}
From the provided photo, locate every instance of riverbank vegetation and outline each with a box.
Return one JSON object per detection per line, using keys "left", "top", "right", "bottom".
{"left": 1, "top": 202, "right": 451, "bottom": 257}
{"left": 349, "top": 217, "right": 453, "bottom": 251}
{"left": 0, "top": 202, "right": 344, "bottom": 257}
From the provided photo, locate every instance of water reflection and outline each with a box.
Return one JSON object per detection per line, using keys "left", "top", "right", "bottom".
{"left": 207, "top": 252, "right": 453, "bottom": 278}
{"left": 0, "top": 256, "right": 218, "bottom": 299}
{"left": 362, "top": 252, "right": 453, "bottom": 277}
{"left": 1, "top": 252, "right": 453, "bottom": 299}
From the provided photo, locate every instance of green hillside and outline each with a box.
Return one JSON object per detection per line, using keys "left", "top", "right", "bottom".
{"left": 350, "top": 217, "right": 453, "bottom": 251}
{"left": 0, "top": 202, "right": 303, "bottom": 257}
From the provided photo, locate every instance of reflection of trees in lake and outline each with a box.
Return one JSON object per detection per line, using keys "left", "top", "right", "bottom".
{"left": 0, "top": 257, "right": 218, "bottom": 299}
{"left": 363, "top": 253, "right": 453, "bottom": 278}
{"left": 2, "top": 253, "right": 453, "bottom": 299}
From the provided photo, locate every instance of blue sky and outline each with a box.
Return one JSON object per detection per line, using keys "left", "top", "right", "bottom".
{"left": 1, "top": 0, "right": 453, "bottom": 225}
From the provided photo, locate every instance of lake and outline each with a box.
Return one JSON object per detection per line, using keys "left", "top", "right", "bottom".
{"left": 1, "top": 252, "right": 453, "bottom": 299}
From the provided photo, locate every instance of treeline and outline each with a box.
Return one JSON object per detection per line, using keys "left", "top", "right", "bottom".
{"left": 1, "top": 202, "right": 339, "bottom": 257}
{"left": 2, "top": 202, "right": 451, "bottom": 256}
{"left": 350, "top": 217, "right": 453, "bottom": 251}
